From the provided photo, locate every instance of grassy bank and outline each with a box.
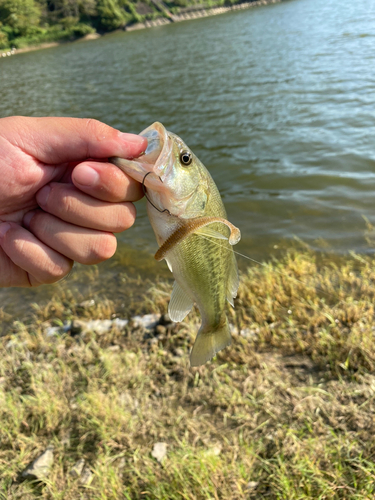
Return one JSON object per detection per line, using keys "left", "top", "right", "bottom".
{"left": 1, "top": 249, "right": 375, "bottom": 498}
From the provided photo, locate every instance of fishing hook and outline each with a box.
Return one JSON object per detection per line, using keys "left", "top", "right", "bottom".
{"left": 142, "top": 171, "right": 171, "bottom": 215}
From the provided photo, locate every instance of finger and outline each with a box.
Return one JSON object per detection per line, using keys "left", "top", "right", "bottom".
{"left": 71, "top": 161, "right": 143, "bottom": 202}
{"left": 24, "top": 210, "right": 117, "bottom": 265}
{"left": 0, "top": 245, "right": 30, "bottom": 287}
{"left": 2, "top": 116, "right": 147, "bottom": 164}
{"left": 36, "top": 183, "right": 136, "bottom": 232}
{"left": 0, "top": 222, "right": 73, "bottom": 287}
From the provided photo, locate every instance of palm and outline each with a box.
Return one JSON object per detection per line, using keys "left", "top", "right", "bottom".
{"left": 0, "top": 147, "right": 68, "bottom": 223}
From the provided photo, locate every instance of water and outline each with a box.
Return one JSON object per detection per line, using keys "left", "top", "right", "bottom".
{"left": 1, "top": 0, "right": 375, "bottom": 315}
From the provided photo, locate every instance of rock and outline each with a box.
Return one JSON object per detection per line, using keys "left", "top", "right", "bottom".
{"left": 132, "top": 314, "right": 159, "bottom": 330}
{"left": 69, "top": 458, "right": 85, "bottom": 478}
{"left": 22, "top": 445, "right": 54, "bottom": 480}
{"left": 205, "top": 444, "right": 222, "bottom": 456}
{"left": 79, "top": 299, "right": 95, "bottom": 309}
{"left": 112, "top": 318, "right": 128, "bottom": 330}
{"left": 107, "top": 345, "right": 120, "bottom": 352}
{"left": 247, "top": 481, "right": 259, "bottom": 490}
{"left": 151, "top": 442, "right": 167, "bottom": 463}
{"left": 45, "top": 326, "right": 61, "bottom": 337}
{"left": 61, "top": 432, "right": 71, "bottom": 448}
{"left": 85, "top": 319, "right": 113, "bottom": 335}
{"left": 79, "top": 466, "right": 93, "bottom": 486}
{"left": 174, "top": 348, "right": 184, "bottom": 357}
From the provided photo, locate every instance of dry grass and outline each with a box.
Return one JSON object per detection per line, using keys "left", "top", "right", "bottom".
{"left": 1, "top": 249, "right": 375, "bottom": 499}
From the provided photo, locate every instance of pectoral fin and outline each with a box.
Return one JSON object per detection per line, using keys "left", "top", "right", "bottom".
{"left": 227, "top": 253, "right": 240, "bottom": 307}
{"left": 168, "top": 281, "right": 194, "bottom": 322}
{"left": 165, "top": 258, "right": 173, "bottom": 273}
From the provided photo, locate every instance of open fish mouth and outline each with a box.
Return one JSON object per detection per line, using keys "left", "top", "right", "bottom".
{"left": 109, "top": 122, "right": 171, "bottom": 192}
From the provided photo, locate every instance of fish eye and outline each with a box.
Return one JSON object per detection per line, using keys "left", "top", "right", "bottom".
{"left": 179, "top": 150, "right": 192, "bottom": 166}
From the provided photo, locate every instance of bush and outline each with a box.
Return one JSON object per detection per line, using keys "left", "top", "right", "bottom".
{"left": 0, "top": 28, "right": 9, "bottom": 49}
{"left": 70, "top": 23, "right": 96, "bottom": 37}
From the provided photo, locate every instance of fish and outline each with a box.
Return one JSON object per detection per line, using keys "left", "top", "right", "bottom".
{"left": 110, "top": 122, "right": 241, "bottom": 366}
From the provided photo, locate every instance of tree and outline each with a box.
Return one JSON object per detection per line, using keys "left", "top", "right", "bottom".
{"left": 0, "top": 0, "right": 41, "bottom": 37}
{"left": 96, "top": 0, "right": 128, "bottom": 30}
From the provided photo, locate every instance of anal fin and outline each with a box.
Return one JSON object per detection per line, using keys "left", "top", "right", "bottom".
{"left": 168, "top": 281, "right": 194, "bottom": 322}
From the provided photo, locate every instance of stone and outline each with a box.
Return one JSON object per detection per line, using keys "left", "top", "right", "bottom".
{"left": 247, "top": 481, "right": 259, "bottom": 490}
{"left": 132, "top": 314, "right": 159, "bottom": 330}
{"left": 22, "top": 445, "right": 54, "bottom": 480}
{"left": 79, "top": 299, "right": 95, "bottom": 309}
{"left": 69, "top": 458, "right": 85, "bottom": 478}
{"left": 112, "top": 318, "right": 128, "bottom": 330}
{"left": 151, "top": 442, "right": 167, "bottom": 463}
{"left": 205, "top": 444, "right": 222, "bottom": 456}
{"left": 79, "top": 466, "right": 93, "bottom": 486}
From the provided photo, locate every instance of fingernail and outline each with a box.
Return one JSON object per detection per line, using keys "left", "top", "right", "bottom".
{"left": 74, "top": 165, "right": 100, "bottom": 187}
{"left": 119, "top": 132, "right": 147, "bottom": 146}
{"left": 0, "top": 222, "right": 11, "bottom": 239}
{"left": 23, "top": 211, "right": 37, "bottom": 229}
{"left": 37, "top": 185, "right": 51, "bottom": 206}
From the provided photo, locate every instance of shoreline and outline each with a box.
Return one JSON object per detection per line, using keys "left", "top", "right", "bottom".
{"left": 126, "top": 0, "right": 282, "bottom": 31}
{"left": 3, "top": 0, "right": 282, "bottom": 57}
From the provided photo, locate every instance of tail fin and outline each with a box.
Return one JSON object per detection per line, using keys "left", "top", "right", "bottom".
{"left": 190, "top": 316, "right": 231, "bottom": 367}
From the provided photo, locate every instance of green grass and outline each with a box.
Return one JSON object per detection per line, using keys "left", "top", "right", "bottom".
{"left": 2, "top": 249, "right": 375, "bottom": 498}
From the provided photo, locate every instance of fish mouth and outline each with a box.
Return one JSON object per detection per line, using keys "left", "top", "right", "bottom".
{"left": 109, "top": 122, "right": 171, "bottom": 192}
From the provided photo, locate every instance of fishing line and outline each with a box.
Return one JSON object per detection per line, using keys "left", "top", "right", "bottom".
{"left": 197, "top": 233, "right": 338, "bottom": 301}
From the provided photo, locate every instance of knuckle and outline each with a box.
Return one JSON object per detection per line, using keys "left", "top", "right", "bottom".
{"left": 113, "top": 204, "right": 136, "bottom": 232}
{"left": 86, "top": 233, "right": 117, "bottom": 264}
{"left": 83, "top": 118, "right": 115, "bottom": 155}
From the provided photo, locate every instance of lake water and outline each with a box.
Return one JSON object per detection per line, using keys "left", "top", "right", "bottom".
{"left": 1, "top": 0, "right": 375, "bottom": 315}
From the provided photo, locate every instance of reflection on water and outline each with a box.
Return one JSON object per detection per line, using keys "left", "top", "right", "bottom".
{"left": 1, "top": 0, "right": 375, "bottom": 314}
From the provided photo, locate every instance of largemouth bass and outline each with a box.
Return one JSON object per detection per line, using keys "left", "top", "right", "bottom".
{"left": 110, "top": 123, "right": 241, "bottom": 366}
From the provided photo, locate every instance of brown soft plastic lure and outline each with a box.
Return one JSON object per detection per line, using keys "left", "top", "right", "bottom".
{"left": 154, "top": 216, "right": 241, "bottom": 261}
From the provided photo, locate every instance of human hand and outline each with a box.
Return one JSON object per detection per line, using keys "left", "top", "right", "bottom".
{"left": 0, "top": 116, "right": 147, "bottom": 287}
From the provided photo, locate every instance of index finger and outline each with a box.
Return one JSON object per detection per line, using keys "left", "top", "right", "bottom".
{"left": 1, "top": 116, "right": 147, "bottom": 164}
{"left": 71, "top": 161, "right": 144, "bottom": 202}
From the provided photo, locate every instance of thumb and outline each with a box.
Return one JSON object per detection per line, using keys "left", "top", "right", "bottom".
{"left": 2, "top": 116, "right": 147, "bottom": 164}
